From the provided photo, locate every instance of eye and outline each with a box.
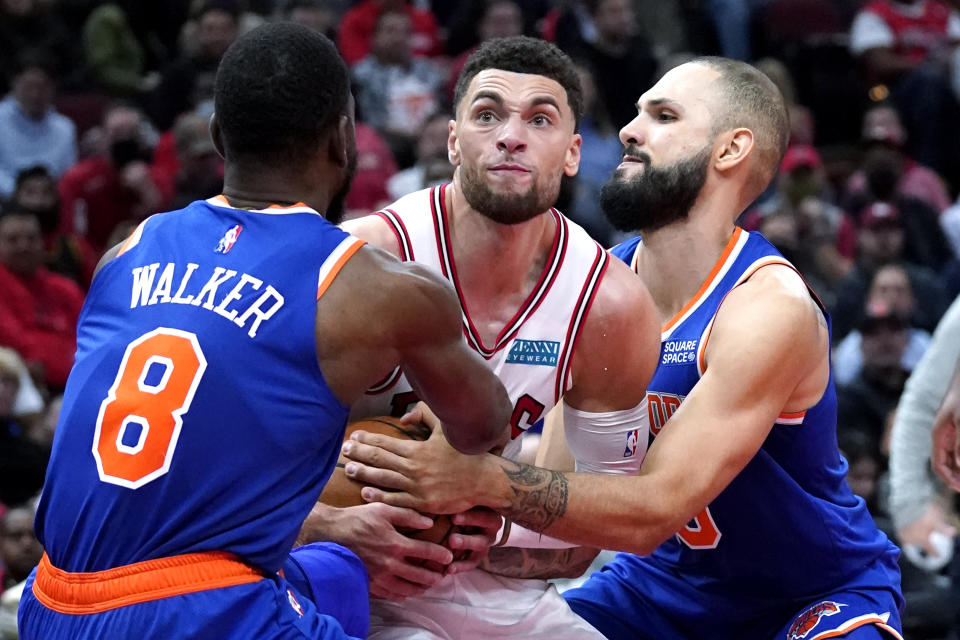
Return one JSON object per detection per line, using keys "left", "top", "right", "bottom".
{"left": 531, "top": 114, "right": 550, "bottom": 126}
{"left": 477, "top": 110, "right": 496, "bottom": 123}
{"left": 657, "top": 111, "right": 676, "bottom": 122}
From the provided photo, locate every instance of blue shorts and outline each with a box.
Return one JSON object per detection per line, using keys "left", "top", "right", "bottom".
{"left": 565, "top": 553, "right": 904, "bottom": 640}
{"left": 18, "top": 553, "right": 361, "bottom": 640}
{"left": 283, "top": 542, "right": 370, "bottom": 639}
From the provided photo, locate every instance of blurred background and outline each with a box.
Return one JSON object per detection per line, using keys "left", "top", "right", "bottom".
{"left": 1, "top": 1, "right": 959, "bottom": 637}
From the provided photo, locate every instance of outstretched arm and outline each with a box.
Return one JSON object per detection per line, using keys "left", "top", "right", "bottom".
{"left": 342, "top": 266, "right": 829, "bottom": 554}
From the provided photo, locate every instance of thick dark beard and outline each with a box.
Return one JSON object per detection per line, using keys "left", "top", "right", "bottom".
{"left": 600, "top": 145, "right": 711, "bottom": 233}
{"left": 459, "top": 161, "right": 558, "bottom": 225}
{"left": 326, "top": 146, "right": 358, "bottom": 225}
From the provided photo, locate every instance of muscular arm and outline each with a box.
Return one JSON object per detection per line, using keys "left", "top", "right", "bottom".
{"left": 316, "top": 243, "right": 510, "bottom": 454}
{"left": 483, "top": 258, "right": 659, "bottom": 576}
{"left": 344, "top": 266, "right": 830, "bottom": 554}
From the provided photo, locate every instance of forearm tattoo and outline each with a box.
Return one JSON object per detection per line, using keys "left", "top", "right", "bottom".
{"left": 480, "top": 545, "right": 596, "bottom": 580}
{"left": 500, "top": 462, "right": 569, "bottom": 533}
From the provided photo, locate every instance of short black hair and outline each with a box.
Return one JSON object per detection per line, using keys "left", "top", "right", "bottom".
{"left": 453, "top": 36, "right": 583, "bottom": 128}
{"left": 14, "top": 165, "right": 54, "bottom": 191}
{"left": 214, "top": 22, "right": 350, "bottom": 165}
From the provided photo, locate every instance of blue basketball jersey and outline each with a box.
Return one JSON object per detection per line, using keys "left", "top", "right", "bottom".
{"left": 607, "top": 228, "right": 900, "bottom": 600}
{"left": 36, "top": 197, "right": 362, "bottom": 574}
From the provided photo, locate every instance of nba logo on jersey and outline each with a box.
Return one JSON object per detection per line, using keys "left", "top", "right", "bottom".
{"left": 215, "top": 225, "right": 242, "bottom": 254}
{"left": 787, "top": 601, "right": 845, "bottom": 639}
{"left": 623, "top": 429, "right": 640, "bottom": 457}
{"left": 286, "top": 589, "right": 304, "bottom": 617}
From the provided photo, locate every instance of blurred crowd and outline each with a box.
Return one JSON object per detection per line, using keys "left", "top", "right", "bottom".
{"left": 1, "top": 0, "right": 960, "bottom": 638}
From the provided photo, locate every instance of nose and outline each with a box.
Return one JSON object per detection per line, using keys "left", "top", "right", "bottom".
{"left": 496, "top": 116, "right": 527, "bottom": 154}
{"left": 619, "top": 114, "right": 645, "bottom": 147}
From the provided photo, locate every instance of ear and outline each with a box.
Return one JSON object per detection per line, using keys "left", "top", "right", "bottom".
{"left": 564, "top": 133, "right": 582, "bottom": 177}
{"left": 328, "top": 114, "right": 351, "bottom": 168}
{"left": 715, "top": 127, "right": 754, "bottom": 174}
{"left": 209, "top": 113, "right": 225, "bottom": 160}
{"left": 447, "top": 119, "right": 461, "bottom": 167}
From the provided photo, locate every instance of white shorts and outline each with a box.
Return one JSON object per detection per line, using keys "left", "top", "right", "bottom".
{"left": 368, "top": 570, "right": 606, "bottom": 640}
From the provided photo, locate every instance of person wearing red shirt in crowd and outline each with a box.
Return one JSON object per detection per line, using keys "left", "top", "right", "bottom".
{"left": 11, "top": 166, "right": 97, "bottom": 288}
{"left": 336, "top": 0, "right": 443, "bottom": 66}
{"left": 849, "top": 0, "right": 960, "bottom": 186}
{"left": 0, "top": 208, "right": 83, "bottom": 391}
{"left": 57, "top": 103, "right": 163, "bottom": 254}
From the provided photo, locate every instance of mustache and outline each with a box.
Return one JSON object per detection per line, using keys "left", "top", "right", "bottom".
{"left": 621, "top": 145, "right": 651, "bottom": 164}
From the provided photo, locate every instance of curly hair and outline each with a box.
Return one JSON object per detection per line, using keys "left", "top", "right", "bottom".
{"left": 452, "top": 36, "right": 583, "bottom": 128}
{"left": 213, "top": 22, "right": 350, "bottom": 165}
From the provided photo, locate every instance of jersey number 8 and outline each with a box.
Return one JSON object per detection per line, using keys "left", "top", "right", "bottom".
{"left": 92, "top": 328, "right": 207, "bottom": 489}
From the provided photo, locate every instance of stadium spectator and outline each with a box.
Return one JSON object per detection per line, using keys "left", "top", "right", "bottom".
{"left": 844, "top": 102, "right": 952, "bottom": 215}
{"left": 837, "top": 298, "right": 911, "bottom": 444}
{"left": 0, "top": 0, "right": 72, "bottom": 95}
{"left": 58, "top": 102, "right": 162, "bottom": 252}
{"left": 9, "top": 166, "right": 97, "bottom": 288}
{"left": 446, "top": 0, "right": 526, "bottom": 98}
{"left": 337, "top": 0, "right": 443, "bottom": 66}
{"left": 351, "top": 9, "right": 444, "bottom": 165}
{"left": 0, "top": 505, "right": 42, "bottom": 596}
{"left": 834, "top": 264, "right": 932, "bottom": 386}
{"left": 557, "top": 0, "right": 658, "bottom": 128}
{"left": 150, "top": 111, "right": 223, "bottom": 211}
{"left": 0, "top": 348, "right": 47, "bottom": 509}
{"left": 283, "top": 0, "right": 341, "bottom": 40}
{"left": 0, "top": 50, "right": 76, "bottom": 199}
{"left": 149, "top": 0, "right": 240, "bottom": 131}
{"left": 564, "top": 57, "right": 624, "bottom": 246}
{"left": 831, "top": 201, "right": 949, "bottom": 340}
{"left": 386, "top": 111, "right": 453, "bottom": 200}
{"left": 849, "top": 0, "right": 960, "bottom": 186}
{"left": 0, "top": 208, "right": 84, "bottom": 391}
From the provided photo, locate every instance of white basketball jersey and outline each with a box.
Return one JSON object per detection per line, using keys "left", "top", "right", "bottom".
{"left": 350, "top": 184, "right": 609, "bottom": 461}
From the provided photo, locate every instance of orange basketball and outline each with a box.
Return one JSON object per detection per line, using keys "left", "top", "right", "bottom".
{"left": 319, "top": 416, "right": 460, "bottom": 569}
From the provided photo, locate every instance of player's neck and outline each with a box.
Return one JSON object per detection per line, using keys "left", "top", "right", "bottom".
{"left": 221, "top": 165, "right": 332, "bottom": 216}
{"left": 635, "top": 213, "right": 737, "bottom": 324}
{"left": 444, "top": 180, "right": 555, "bottom": 297}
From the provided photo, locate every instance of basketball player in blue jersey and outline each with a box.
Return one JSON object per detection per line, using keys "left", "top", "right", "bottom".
{"left": 17, "top": 23, "right": 512, "bottom": 640}
{"left": 341, "top": 57, "right": 905, "bottom": 639}
{"left": 296, "top": 36, "right": 661, "bottom": 639}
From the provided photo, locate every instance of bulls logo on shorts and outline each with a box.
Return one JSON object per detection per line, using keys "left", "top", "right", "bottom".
{"left": 787, "top": 601, "right": 845, "bottom": 639}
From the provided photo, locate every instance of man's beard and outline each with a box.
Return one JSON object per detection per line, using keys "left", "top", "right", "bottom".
{"left": 600, "top": 145, "right": 711, "bottom": 233}
{"left": 459, "top": 160, "right": 559, "bottom": 225}
{"left": 326, "top": 146, "right": 358, "bottom": 225}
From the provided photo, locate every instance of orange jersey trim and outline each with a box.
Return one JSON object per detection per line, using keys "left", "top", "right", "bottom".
{"left": 661, "top": 227, "right": 744, "bottom": 334}
{"left": 811, "top": 615, "right": 903, "bottom": 640}
{"left": 32, "top": 551, "right": 263, "bottom": 615}
{"left": 115, "top": 218, "right": 150, "bottom": 257}
{"left": 317, "top": 237, "right": 366, "bottom": 300}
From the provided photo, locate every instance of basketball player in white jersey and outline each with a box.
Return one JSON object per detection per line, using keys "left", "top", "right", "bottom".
{"left": 296, "top": 36, "right": 660, "bottom": 639}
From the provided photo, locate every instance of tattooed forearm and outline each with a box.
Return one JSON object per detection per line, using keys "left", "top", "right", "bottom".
{"left": 480, "top": 545, "right": 599, "bottom": 580}
{"left": 499, "top": 461, "right": 569, "bottom": 532}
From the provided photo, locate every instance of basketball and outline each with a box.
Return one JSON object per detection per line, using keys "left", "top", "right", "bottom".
{"left": 319, "top": 416, "right": 460, "bottom": 568}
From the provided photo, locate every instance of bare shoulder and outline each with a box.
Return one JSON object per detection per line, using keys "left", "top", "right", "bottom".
{"left": 708, "top": 263, "right": 829, "bottom": 396}
{"left": 722, "top": 263, "right": 825, "bottom": 335}
{"left": 566, "top": 254, "right": 660, "bottom": 411}
{"left": 314, "top": 243, "right": 461, "bottom": 403}
{"left": 340, "top": 214, "right": 403, "bottom": 258}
